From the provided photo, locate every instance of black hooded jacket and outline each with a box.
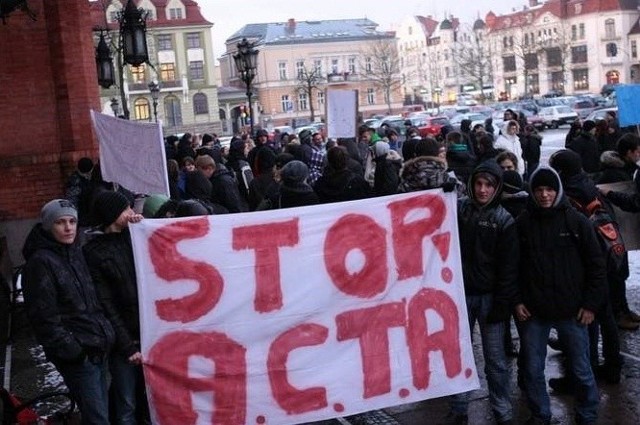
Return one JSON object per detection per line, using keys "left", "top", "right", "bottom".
{"left": 22, "top": 224, "right": 115, "bottom": 364}
{"left": 457, "top": 160, "right": 519, "bottom": 320}
{"left": 515, "top": 167, "right": 607, "bottom": 320}
{"left": 314, "top": 168, "right": 371, "bottom": 203}
{"left": 83, "top": 229, "right": 140, "bottom": 358}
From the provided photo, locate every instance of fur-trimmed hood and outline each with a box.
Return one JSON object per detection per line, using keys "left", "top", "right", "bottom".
{"left": 600, "top": 150, "right": 625, "bottom": 169}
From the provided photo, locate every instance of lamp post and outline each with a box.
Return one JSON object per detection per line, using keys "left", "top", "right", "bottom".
{"left": 148, "top": 80, "right": 160, "bottom": 122}
{"left": 94, "top": 0, "right": 150, "bottom": 120}
{"left": 233, "top": 38, "right": 259, "bottom": 136}
{"left": 110, "top": 97, "right": 120, "bottom": 117}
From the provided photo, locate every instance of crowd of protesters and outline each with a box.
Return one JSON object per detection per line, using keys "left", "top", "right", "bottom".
{"left": 20, "top": 111, "right": 640, "bottom": 425}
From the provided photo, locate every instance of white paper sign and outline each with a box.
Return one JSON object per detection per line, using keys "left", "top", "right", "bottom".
{"left": 91, "top": 110, "right": 169, "bottom": 196}
{"left": 326, "top": 89, "right": 358, "bottom": 139}
{"left": 129, "top": 191, "right": 478, "bottom": 425}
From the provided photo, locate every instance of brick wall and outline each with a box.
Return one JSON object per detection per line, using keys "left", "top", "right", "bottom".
{"left": 0, "top": 0, "right": 99, "bottom": 222}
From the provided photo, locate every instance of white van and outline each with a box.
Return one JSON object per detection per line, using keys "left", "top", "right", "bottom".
{"left": 538, "top": 105, "right": 578, "bottom": 129}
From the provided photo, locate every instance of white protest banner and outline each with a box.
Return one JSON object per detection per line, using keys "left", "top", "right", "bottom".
{"left": 129, "top": 191, "right": 478, "bottom": 425}
{"left": 90, "top": 110, "right": 169, "bottom": 196}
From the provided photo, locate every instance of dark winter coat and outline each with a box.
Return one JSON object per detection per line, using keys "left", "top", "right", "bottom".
{"left": 605, "top": 163, "right": 640, "bottom": 212}
{"left": 598, "top": 151, "right": 636, "bottom": 184}
{"left": 399, "top": 156, "right": 465, "bottom": 198}
{"left": 83, "top": 229, "right": 140, "bottom": 358}
{"left": 210, "top": 165, "right": 248, "bottom": 213}
{"left": 446, "top": 146, "right": 476, "bottom": 185}
{"left": 457, "top": 161, "right": 519, "bottom": 321}
{"left": 521, "top": 132, "right": 542, "bottom": 172}
{"left": 248, "top": 174, "right": 278, "bottom": 211}
{"left": 567, "top": 132, "right": 600, "bottom": 173}
{"left": 64, "top": 172, "right": 94, "bottom": 227}
{"left": 373, "top": 151, "right": 402, "bottom": 196}
{"left": 22, "top": 225, "right": 115, "bottom": 364}
{"left": 500, "top": 190, "right": 528, "bottom": 220}
{"left": 515, "top": 178, "right": 607, "bottom": 320}
{"left": 314, "top": 168, "right": 371, "bottom": 203}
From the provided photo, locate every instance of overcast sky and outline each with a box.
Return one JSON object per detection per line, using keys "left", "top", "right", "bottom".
{"left": 197, "top": 0, "right": 520, "bottom": 60}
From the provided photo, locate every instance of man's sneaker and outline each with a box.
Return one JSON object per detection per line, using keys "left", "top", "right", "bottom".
{"left": 626, "top": 309, "right": 640, "bottom": 322}
{"left": 548, "top": 376, "right": 573, "bottom": 394}
{"left": 617, "top": 315, "right": 639, "bottom": 330}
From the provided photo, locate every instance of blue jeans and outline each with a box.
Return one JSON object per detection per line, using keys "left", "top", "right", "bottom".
{"left": 450, "top": 294, "right": 513, "bottom": 422}
{"left": 110, "top": 353, "right": 145, "bottom": 425}
{"left": 55, "top": 357, "right": 110, "bottom": 425}
{"left": 520, "top": 317, "right": 599, "bottom": 423}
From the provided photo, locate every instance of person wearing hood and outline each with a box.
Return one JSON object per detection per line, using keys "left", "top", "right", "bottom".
{"left": 494, "top": 120, "right": 525, "bottom": 176}
{"left": 263, "top": 160, "right": 319, "bottom": 209}
{"left": 184, "top": 169, "right": 228, "bottom": 214}
{"left": 448, "top": 160, "right": 518, "bottom": 425}
{"left": 500, "top": 170, "right": 528, "bottom": 220}
{"left": 520, "top": 125, "right": 542, "bottom": 179}
{"left": 372, "top": 141, "right": 401, "bottom": 196}
{"left": 567, "top": 120, "right": 600, "bottom": 174}
{"left": 196, "top": 154, "right": 247, "bottom": 213}
{"left": 399, "top": 138, "right": 465, "bottom": 198}
{"left": 226, "top": 137, "right": 254, "bottom": 201}
{"left": 83, "top": 192, "right": 149, "bottom": 425}
{"left": 598, "top": 133, "right": 640, "bottom": 184}
{"left": 514, "top": 167, "right": 605, "bottom": 425}
{"left": 22, "top": 199, "right": 115, "bottom": 424}
{"left": 446, "top": 131, "right": 476, "bottom": 185}
{"left": 314, "top": 146, "right": 371, "bottom": 203}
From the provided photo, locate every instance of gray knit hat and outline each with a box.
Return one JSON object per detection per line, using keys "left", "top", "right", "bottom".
{"left": 41, "top": 199, "right": 77, "bottom": 232}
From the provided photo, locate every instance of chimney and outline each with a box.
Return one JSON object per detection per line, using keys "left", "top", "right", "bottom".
{"left": 529, "top": 0, "right": 539, "bottom": 7}
{"left": 288, "top": 18, "right": 296, "bottom": 31}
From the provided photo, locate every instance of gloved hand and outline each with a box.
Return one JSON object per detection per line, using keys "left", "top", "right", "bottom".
{"left": 441, "top": 180, "right": 456, "bottom": 193}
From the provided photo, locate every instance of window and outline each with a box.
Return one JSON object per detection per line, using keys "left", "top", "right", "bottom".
{"left": 528, "top": 74, "right": 540, "bottom": 95}
{"left": 331, "top": 58, "right": 339, "bottom": 74}
{"left": 348, "top": 57, "right": 356, "bottom": 74}
{"left": 503, "top": 36, "right": 508, "bottom": 48}
{"left": 503, "top": 56, "right": 516, "bottom": 72}
{"left": 296, "top": 60, "right": 305, "bottom": 78}
{"left": 278, "top": 62, "right": 287, "bottom": 80}
{"left": 632, "top": 40, "right": 637, "bottom": 59}
{"left": 525, "top": 53, "right": 538, "bottom": 70}
{"left": 509, "top": 36, "right": 514, "bottom": 47}
{"left": 605, "top": 19, "right": 616, "bottom": 39}
{"left": 571, "top": 25, "right": 577, "bottom": 41}
{"left": 169, "top": 8, "right": 183, "bottom": 20}
{"left": 298, "top": 92, "right": 308, "bottom": 110}
{"left": 160, "top": 63, "right": 176, "bottom": 81}
{"left": 189, "top": 61, "right": 204, "bottom": 81}
{"left": 314, "top": 59, "right": 323, "bottom": 76}
{"left": 606, "top": 43, "right": 618, "bottom": 57}
{"left": 186, "top": 33, "right": 201, "bottom": 49}
{"left": 193, "top": 93, "right": 208, "bottom": 115}
{"left": 579, "top": 23, "right": 585, "bottom": 39}
{"left": 281, "top": 95, "right": 292, "bottom": 112}
{"left": 157, "top": 35, "right": 172, "bottom": 51}
{"left": 367, "top": 88, "right": 375, "bottom": 105}
{"left": 317, "top": 91, "right": 324, "bottom": 108}
{"left": 130, "top": 65, "right": 145, "bottom": 83}
{"left": 109, "top": 11, "right": 118, "bottom": 23}
{"left": 573, "top": 69, "right": 589, "bottom": 91}
{"left": 445, "top": 67, "right": 451, "bottom": 78}
{"left": 525, "top": 33, "right": 529, "bottom": 46}
{"left": 546, "top": 47, "right": 562, "bottom": 67}
{"left": 571, "top": 45, "right": 588, "bottom": 63}
{"left": 133, "top": 98, "right": 150, "bottom": 121}
{"left": 365, "top": 57, "right": 372, "bottom": 73}
{"left": 444, "top": 50, "right": 449, "bottom": 61}
{"left": 164, "top": 96, "right": 182, "bottom": 127}
{"left": 551, "top": 71, "right": 564, "bottom": 92}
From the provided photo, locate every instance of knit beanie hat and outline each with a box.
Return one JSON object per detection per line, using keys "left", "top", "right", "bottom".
{"left": 549, "top": 149, "right": 583, "bottom": 179}
{"left": 93, "top": 191, "right": 130, "bottom": 227}
{"left": 41, "top": 199, "right": 77, "bottom": 232}
{"left": 280, "top": 160, "right": 309, "bottom": 185}
{"left": 175, "top": 199, "right": 210, "bottom": 217}
{"left": 77, "top": 157, "right": 94, "bottom": 174}
{"left": 142, "top": 194, "right": 170, "bottom": 218}
{"left": 530, "top": 168, "right": 560, "bottom": 192}
{"left": 374, "top": 141, "right": 390, "bottom": 158}
{"left": 502, "top": 170, "right": 524, "bottom": 194}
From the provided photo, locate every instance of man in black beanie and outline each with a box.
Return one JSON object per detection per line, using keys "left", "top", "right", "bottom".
{"left": 514, "top": 166, "right": 605, "bottom": 425}
{"left": 83, "top": 191, "right": 149, "bottom": 424}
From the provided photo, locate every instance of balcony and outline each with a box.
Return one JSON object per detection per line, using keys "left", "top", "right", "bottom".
{"left": 128, "top": 80, "right": 183, "bottom": 93}
{"left": 326, "top": 72, "right": 357, "bottom": 83}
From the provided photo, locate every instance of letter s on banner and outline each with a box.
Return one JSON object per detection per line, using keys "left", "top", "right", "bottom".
{"left": 149, "top": 218, "right": 225, "bottom": 322}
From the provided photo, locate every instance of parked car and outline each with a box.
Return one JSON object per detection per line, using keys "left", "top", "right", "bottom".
{"left": 411, "top": 116, "right": 450, "bottom": 138}
{"left": 363, "top": 118, "right": 381, "bottom": 129}
{"left": 449, "top": 113, "right": 487, "bottom": 131}
{"left": 585, "top": 107, "right": 618, "bottom": 122}
{"left": 520, "top": 109, "right": 545, "bottom": 132}
{"left": 538, "top": 105, "right": 578, "bottom": 128}
{"left": 378, "top": 116, "right": 407, "bottom": 139}
{"left": 269, "top": 125, "right": 294, "bottom": 141}
{"left": 571, "top": 99, "right": 598, "bottom": 119}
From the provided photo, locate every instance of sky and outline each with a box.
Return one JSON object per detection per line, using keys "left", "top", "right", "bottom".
{"left": 197, "top": 0, "right": 518, "bottom": 61}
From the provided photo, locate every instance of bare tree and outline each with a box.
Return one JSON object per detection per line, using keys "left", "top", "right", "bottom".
{"left": 295, "top": 65, "right": 324, "bottom": 121}
{"left": 360, "top": 38, "right": 403, "bottom": 114}
{"left": 510, "top": 29, "right": 540, "bottom": 97}
{"left": 453, "top": 28, "right": 494, "bottom": 103}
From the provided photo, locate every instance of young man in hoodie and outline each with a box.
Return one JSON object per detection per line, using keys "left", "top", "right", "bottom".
{"left": 515, "top": 167, "right": 605, "bottom": 425}
{"left": 495, "top": 120, "right": 525, "bottom": 176}
{"left": 83, "top": 191, "right": 148, "bottom": 425}
{"left": 448, "top": 160, "right": 519, "bottom": 425}
{"left": 22, "top": 200, "right": 115, "bottom": 424}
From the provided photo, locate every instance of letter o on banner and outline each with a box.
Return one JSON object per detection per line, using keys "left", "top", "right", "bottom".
{"left": 324, "top": 214, "right": 388, "bottom": 298}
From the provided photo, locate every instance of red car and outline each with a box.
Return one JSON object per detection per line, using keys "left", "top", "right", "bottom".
{"left": 410, "top": 116, "right": 450, "bottom": 138}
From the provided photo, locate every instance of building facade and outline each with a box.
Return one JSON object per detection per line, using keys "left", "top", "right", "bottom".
{"left": 218, "top": 18, "right": 404, "bottom": 130}
{"left": 90, "top": 0, "right": 221, "bottom": 136}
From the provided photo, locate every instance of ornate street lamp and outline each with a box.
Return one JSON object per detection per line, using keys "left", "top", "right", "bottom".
{"left": 96, "top": 31, "right": 115, "bottom": 89}
{"left": 120, "top": 0, "right": 149, "bottom": 66}
{"left": 110, "top": 97, "right": 120, "bottom": 117}
{"left": 233, "top": 38, "right": 259, "bottom": 136}
{"left": 148, "top": 80, "right": 160, "bottom": 122}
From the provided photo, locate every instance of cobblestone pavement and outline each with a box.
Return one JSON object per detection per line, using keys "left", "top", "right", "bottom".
{"left": 3, "top": 257, "right": 640, "bottom": 425}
